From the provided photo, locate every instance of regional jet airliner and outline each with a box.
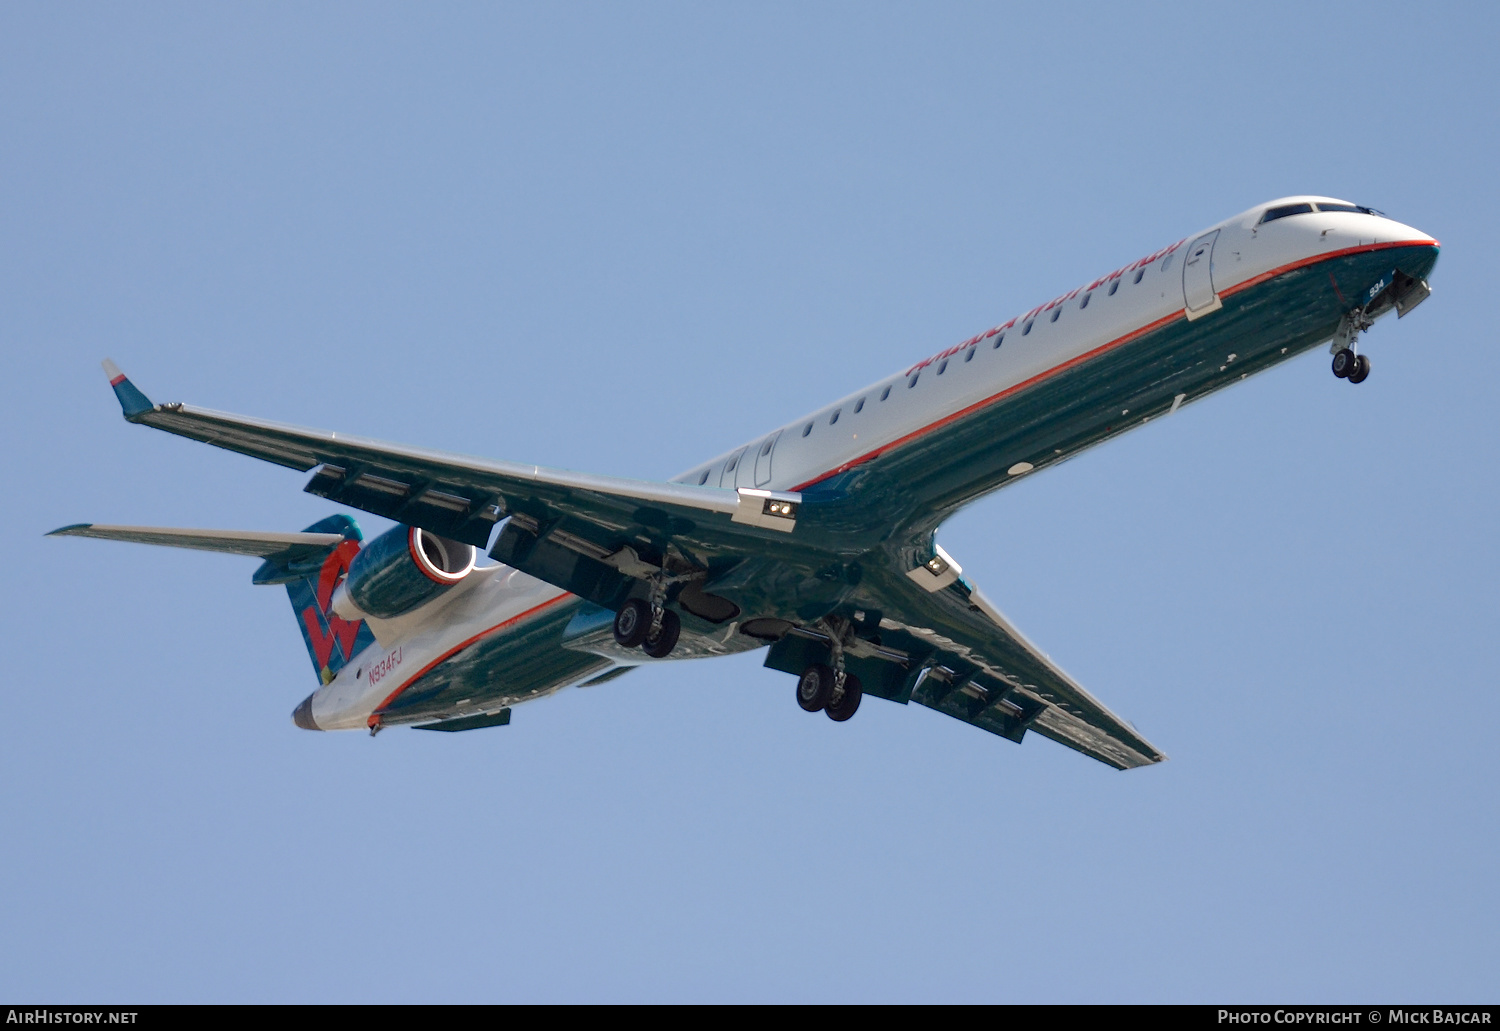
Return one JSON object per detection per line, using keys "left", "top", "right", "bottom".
{"left": 52, "top": 197, "right": 1438, "bottom": 768}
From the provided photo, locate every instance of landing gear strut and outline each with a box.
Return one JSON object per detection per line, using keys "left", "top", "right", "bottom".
{"left": 642, "top": 610, "right": 681, "bottom": 658}
{"left": 825, "top": 673, "right": 863, "bottom": 721}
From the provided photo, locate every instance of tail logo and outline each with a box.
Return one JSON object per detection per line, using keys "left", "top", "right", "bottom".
{"left": 295, "top": 540, "right": 369, "bottom": 683}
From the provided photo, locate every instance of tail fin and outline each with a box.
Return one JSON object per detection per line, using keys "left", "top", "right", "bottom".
{"left": 258, "top": 514, "right": 377, "bottom": 685}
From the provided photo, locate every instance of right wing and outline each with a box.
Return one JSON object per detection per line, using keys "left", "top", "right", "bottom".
{"left": 857, "top": 551, "right": 1166, "bottom": 770}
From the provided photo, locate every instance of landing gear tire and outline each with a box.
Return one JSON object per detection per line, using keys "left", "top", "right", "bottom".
{"left": 797, "top": 663, "right": 836, "bottom": 712}
{"left": 825, "top": 672, "right": 863, "bottom": 722}
{"left": 1332, "top": 348, "right": 1356, "bottom": 379}
{"left": 613, "top": 599, "right": 651, "bottom": 648}
{"left": 1348, "top": 354, "right": 1371, "bottom": 384}
{"left": 641, "top": 610, "right": 681, "bottom": 658}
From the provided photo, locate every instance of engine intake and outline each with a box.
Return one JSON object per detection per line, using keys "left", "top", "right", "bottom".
{"left": 331, "top": 525, "right": 476, "bottom": 621}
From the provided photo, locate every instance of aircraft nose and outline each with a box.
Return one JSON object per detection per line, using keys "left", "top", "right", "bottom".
{"left": 292, "top": 694, "right": 321, "bottom": 731}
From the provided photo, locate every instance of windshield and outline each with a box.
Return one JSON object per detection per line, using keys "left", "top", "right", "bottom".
{"left": 1260, "top": 201, "right": 1385, "bottom": 224}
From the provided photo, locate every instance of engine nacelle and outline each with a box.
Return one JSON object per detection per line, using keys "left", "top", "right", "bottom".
{"left": 330, "top": 525, "right": 476, "bottom": 621}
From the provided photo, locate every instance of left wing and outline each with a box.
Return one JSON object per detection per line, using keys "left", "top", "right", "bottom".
{"left": 99, "top": 361, "right": 805, "bottom": 562}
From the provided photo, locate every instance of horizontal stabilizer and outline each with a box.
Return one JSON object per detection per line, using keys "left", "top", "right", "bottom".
{"left": 47, "top": 523, "right": 347, "bottom": 563}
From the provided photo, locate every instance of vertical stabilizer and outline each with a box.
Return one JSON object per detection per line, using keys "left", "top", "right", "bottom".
{"left": 264, "top": 514, "right": 378, "bottom": 685}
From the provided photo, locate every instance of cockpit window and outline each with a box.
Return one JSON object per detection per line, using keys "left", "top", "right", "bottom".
{"left": 1260, "top": 202, "right": 1315, "bottom": 224}
{"left": 1315, "top": 202, "right": 1385, "bottom": 216}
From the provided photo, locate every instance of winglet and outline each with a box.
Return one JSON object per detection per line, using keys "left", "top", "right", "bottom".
{"left": 101, "top": 359, "right": 154, "bottom": 421}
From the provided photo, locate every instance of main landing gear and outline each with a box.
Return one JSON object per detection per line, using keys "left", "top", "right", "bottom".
{"left": 793, "top": 618, "right": 863, "bottom": 722}
{"left": 612, "top": 597, "right": 681, "bottom": 658}
{"left": 796, "top": 664, "right": 863, "bottom": 721}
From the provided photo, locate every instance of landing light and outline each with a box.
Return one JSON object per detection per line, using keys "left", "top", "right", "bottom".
{"left": 907, "top": 544, "right": 962, "bottom": 593}
{"left": 732, "top": 488, "right": 802, "bottom": 531}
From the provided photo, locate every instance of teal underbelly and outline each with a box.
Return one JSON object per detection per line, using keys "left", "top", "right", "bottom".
{"left": 824, "top": 243, "right": 1440, "bottom": 533}
{"left": 376, "top": 598, "right": 607, "bottom": 725}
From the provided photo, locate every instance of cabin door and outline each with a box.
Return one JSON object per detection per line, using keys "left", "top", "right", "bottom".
{"left": 719, "top": 447, "right": 748, "bottom": 488}
{"left": 752, "top": 431, "right": 781, "bottom": 487}
{"left": 1182, "top": 229, "right": 1222, "bottom": 320}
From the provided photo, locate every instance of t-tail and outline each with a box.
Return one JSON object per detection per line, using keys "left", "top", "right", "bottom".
{"left": 254, "top": 514, "right": 378, "bottom": 685}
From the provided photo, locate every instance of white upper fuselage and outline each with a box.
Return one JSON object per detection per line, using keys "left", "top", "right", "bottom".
{"left": 305, "top": 197, "right": 1438, "bottom": 731}
{"left": 676, "top": 197, "right": 1435, "bottom": 496}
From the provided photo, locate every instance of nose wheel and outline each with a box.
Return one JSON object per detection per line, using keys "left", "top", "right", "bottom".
{"left": 1332, "top": 348, "right": 1370, "bottom": 383}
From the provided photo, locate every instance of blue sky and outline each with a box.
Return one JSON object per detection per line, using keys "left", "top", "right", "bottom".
{"left": 2, "top": 2, "right": 1496, "bottom": 1002}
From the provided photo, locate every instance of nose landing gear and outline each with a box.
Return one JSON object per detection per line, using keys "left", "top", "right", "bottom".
{"left": 1332, "top": 348, "right": 1371, "bottom": 383}
{"left": 1330, "top": 308, "right": 1375, "bottom": 385}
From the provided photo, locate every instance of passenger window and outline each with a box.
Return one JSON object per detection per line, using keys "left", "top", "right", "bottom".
{"left": 993, "top": 332, "right": 1005, "bottom": 348}
{"left": 1022, "top": 320, "right": 1033, "bottom": 335}
{"left": 854, "top": 397, "right": 865, "bottom": 413}
{"left": 1161, "top": 254, "right": 1173, "bottom": 272}
{"left": 1108, "top": 281, "right": 1119, "bottom": 296}
{"left": 1080, "top": 293, "right": 1090, "bottom": 309}
{"left": 829, "top": 409, "right": 840, "bottom": 425}
{"left": 881, "top": 385, "right": 891, "bottom": 401}
{"left": 802, "top": 422, "right": 813, "bottom": 437}
{"left": 1133, "top": 269, "right": 1144, "bottom": 284}
{"left": 697, "top": 470, "right": 709, "bottom": 485}
{"left": 1049, "top": 309, "right": 1060, "bottom": 323}
{"left": 938, "top": 359, "right": 948, "bottom": 375}
{"left": 1260, "top": 202, "right": 1315, "bottom": 224}
{"left": 964, "top": 347, "right": 975, "bottom": 362}
{"left": 762, "top": 439, "right": 774, "bottom": 455}
{"left": 726, "top": 455, "right": 738, "bottom": 472}
{"left": 908, "top": 371, "right": 920, "bottom": 388}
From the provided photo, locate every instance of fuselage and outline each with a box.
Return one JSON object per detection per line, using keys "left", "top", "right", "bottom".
{"left": 302, "top": 197, "right": 1440, "bottom": 731}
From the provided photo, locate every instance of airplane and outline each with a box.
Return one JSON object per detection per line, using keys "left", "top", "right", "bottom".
{"left": 50, "top": 196, "right": 1439, "bottom": 769}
